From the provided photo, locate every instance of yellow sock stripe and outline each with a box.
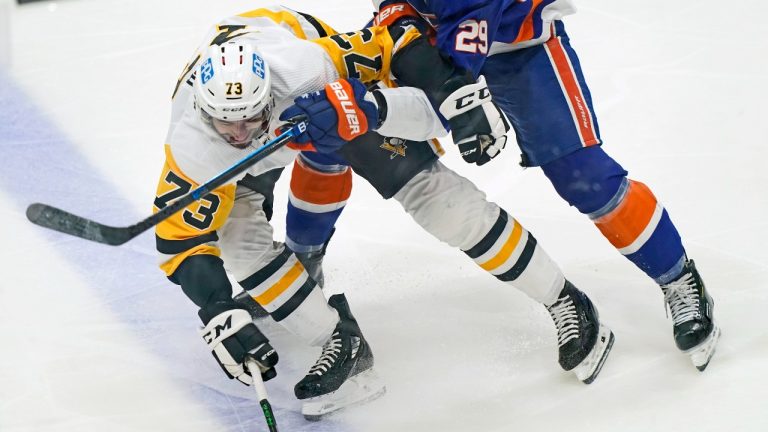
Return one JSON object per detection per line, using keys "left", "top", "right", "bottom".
{"left": 253, "top": 261, "right": 305, "bottom": 306}
{"left": 479, "top": 219, "right": 523, "bottom": 272}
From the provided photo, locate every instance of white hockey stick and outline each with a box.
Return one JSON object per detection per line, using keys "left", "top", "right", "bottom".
{"left": 246, "top": 358, "right": 279, "bottom": 432}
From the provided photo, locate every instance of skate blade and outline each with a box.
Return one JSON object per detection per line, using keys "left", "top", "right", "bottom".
{"left": 302, "top": 368, "right": 386, "bottom": 421}
{"left": 573, "top": 324, "right": 615, "bottom": 384}
{"left": 685, "top": 323, "right": 721, "bottom": 371}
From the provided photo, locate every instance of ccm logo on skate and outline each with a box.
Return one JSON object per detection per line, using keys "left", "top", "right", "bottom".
{"left": 456, "top": 87, "right": 491, "bottom": 110}
{"left": 329, "top": 81, "right": 363, "bottom": 137}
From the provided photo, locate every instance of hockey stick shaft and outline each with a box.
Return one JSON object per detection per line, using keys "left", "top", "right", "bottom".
{"left": 246, "top": 358, "right": 279, "bottom": 432}
{"left": 26, "top": 120, "right": 307, "bottom": 246}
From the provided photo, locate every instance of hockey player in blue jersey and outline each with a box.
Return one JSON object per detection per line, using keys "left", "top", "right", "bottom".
{"left": 285, "top": 0, "right": 720, "bottom": 372}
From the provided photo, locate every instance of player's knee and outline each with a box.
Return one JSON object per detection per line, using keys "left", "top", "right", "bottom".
{"left": 395, "top": 162, "right": 498, "bottom": 250}
{"left": 287, "top": 155, "right": 351, "bottom": 251}
{"left": 290, "top": 154, "right": 352, "bottom": 205}
{"left": 298, "top": 151, "right": 349, "bottom": 170}
{"left": 541, "top": 146, "right": 628, "bottom": 215}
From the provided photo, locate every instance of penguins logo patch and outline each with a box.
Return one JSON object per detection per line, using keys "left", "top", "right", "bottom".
{"left": 380, "top": 137, "right": 407, "bottom": 159}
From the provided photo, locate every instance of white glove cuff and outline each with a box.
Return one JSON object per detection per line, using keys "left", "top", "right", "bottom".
{"left": 438, "top": 76, "right": 491, "bottom": 119}
{"left": 199, "top": 309, "right": 252, "bottom": 348}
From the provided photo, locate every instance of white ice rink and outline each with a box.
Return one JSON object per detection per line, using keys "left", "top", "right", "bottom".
{"left": 2, "top": 1, "right": 767, "bottom": 431}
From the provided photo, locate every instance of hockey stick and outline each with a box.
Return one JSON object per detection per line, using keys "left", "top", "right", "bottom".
{"left": 25, "top": 120, "right": 308, "bottom": 246}
{"left": 246, "top": 358, "right": 279, "bottom": 432}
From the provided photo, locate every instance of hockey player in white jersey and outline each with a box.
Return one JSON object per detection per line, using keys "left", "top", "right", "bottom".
{"left": 156, "top": 6, "right": 614, "bottom": 420}
{"left": 156, "top": 9, "right": 431, "bottom": 419}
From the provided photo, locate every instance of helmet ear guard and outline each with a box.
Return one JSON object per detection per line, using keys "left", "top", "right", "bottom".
{"left": 194, "top": 39, "right": 274, "bottom": 146}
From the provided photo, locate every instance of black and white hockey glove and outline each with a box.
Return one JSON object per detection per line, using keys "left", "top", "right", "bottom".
{"left": 438, "top": 75, "right": 510, "bottom": 166}
{"left": 199, "top": 302, "right": 278, "bottom": 385}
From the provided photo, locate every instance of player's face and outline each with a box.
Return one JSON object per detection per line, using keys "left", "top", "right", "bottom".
{"left": 205, "top": 104, "right": 272, "bottom": 149}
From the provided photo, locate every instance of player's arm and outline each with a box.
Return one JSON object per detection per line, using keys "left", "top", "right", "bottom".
{"left": 230, "top": 7, "right": 338, "bottom": 40}
{"left": 153, "top": 147, "right": 277, "bottom": 384}
{"left": 365, "top": 1, "right": 511, "bottom": 165}
{"left": 279, "top": 25, "right": 448, "bottom": 150}
{"left": 286, "top": 23, "right": 508, "bottom": 165}
{"left": 374, "top": 0, "right": 504, "bottom": 77}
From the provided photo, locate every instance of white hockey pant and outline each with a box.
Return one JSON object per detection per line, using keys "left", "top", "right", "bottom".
{"left": 218, "top": 184, "right": 338, "bottom": 346}
{"left": 393, "top": 161, "right": 564, "bottom": 305}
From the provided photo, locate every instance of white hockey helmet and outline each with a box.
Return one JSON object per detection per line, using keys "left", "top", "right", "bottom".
{"left": 194, "top": 39, "right": 274, "bottom": 148}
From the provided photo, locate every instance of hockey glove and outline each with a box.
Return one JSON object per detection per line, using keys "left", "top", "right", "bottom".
{"left": 438, "top": 76, "right": 510, "bottom": 166}
{"left": 279, "top": 78, "right": 379, "bottom": 153}
{"left": 372, "top": 1, "right": 435, "bottom": 38}
{"left": 199, "top": 302, "right": 278, "bottom": 385}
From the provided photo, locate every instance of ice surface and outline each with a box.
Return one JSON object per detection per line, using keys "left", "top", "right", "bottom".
{"left": 2, "top": 1, "right": 767, "bottom": 431}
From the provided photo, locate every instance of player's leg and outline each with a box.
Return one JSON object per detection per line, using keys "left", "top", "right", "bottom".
{"left": 390, "top": 159, "right": 614, "bottom": 383}
{"left": 340, "top": 131, "right": 613, "bottom": 382}
{"left": 484, "top": 21, "right": 718, "bottom": 369}
{"left": 219, "top": 170, "right": 384, "bottom": 417}
{"left": 285, "top": 151, "right": 353, "bottom": 287}
{"left": 542, "top": 147, "right": 719, "bottom": 370}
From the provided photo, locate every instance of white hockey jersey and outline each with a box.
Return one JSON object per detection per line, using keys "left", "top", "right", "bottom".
{"left": 154, "top": 6, "right": 442, "bottom": 275}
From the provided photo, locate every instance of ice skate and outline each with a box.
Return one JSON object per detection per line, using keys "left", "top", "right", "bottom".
{"left": 295, "top": 293, "right": 385, "bottom": 421}
{"left": 546, "top": 281, "right": 615, "bottom": 384}
{"left": 661, "top": 259, "right": 720, "bottom": 371}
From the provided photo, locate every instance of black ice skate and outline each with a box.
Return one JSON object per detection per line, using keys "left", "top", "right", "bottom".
{"left": 546, "top": 281, "right": 615, "bottom": 384}
{"left": 295, "top": 293, "right": 385, "bottom": 420}
{"left": 661, "top": 259, "right": 720, "bottom": 371}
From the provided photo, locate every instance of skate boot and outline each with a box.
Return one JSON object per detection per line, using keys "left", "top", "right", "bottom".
{"left": 546, "top": 281, "right": 615, "bottom": 384}
{"left": 661, "top": 259, "right": 720, "bottom": 371}
{"left": 295, "top": 293, "right": 385, "bottom": 420}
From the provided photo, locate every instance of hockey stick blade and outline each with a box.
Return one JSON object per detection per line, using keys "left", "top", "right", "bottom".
{"left": 26, "top": 203, "right": 138, "bottom": 246}
{"left": 25, "top": 119, "right": 307, "bottom": 247}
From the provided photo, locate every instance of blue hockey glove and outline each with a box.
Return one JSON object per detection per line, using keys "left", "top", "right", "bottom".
{"left": 279, "top": 78, "right": 379, "bottom": 153}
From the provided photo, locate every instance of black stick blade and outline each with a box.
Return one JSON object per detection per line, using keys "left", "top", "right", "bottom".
{"left": 26, "top": 203, "right": 135, "bottom": 246}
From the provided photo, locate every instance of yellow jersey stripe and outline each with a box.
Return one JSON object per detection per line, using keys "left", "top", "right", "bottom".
{"left": 159, "top": 244, "right": 220, "bottom": 276}
{"left": 238, "top": 9, "right": 307, "bottom": 39}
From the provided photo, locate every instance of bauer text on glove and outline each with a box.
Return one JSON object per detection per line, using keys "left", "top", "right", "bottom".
{"left": 279, "top": 78, "right": 379, "bottom": 153}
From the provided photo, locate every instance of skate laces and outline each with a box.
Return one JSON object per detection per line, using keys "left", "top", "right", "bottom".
{"left": 548, "top": 296, "right": 580, "bottom": 347}
{"left": 308, "top": 331, "right": 342, "bottom": 376}
{"left": 662, "top": 273, "right": 701, "bottom": 325}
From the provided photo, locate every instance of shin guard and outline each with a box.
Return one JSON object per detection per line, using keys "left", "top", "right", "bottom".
{"left": 542, "top": 147, "right": 686, "bottom": 283}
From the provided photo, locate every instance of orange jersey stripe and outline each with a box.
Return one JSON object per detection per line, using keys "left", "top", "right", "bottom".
{"left": 290, "top": 158, "right": 352, "bottom": 205}
{"left": 513, "top": 0, "right": 546, "bottom": 44}
{"left": 480, "top": 219, "right": 524, "bottom": 271}
{"left": 594, "top": 181, "right": 658, "bottom": 249}
{"left": 253, "top": 260, "right": 305, "bottom": 306}
{"left": 544, "top": 36, "right": 599, "bottom": 146}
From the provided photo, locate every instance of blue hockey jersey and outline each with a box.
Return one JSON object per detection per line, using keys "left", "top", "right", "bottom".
{"left": 377, "top": 0, "right": 576, "bottom": 76}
